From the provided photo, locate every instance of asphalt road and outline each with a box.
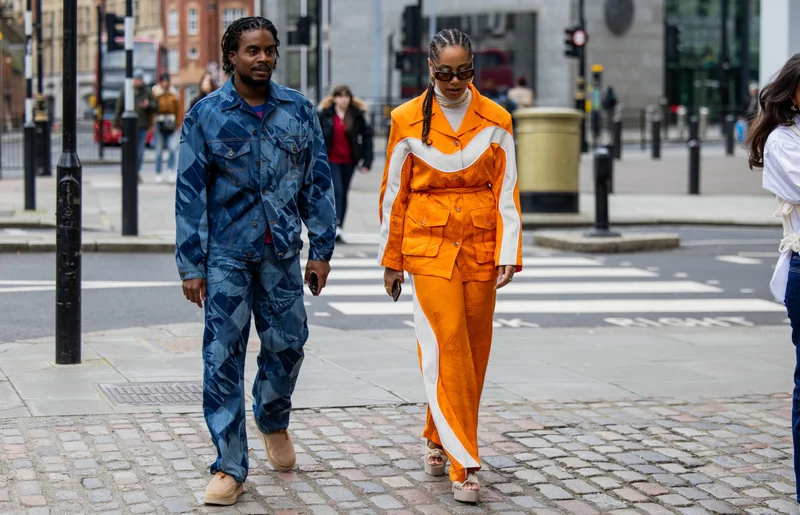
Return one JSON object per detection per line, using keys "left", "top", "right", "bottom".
{"left": 0, "top": 225, "right": 787, "bottom": 343}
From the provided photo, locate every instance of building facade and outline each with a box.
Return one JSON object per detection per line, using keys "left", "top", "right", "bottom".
{"left": 162, "top": 0, "right": 254, "bottom": 109}
{"left": 259, "top": 0, "right": 665, "bottom": 114}
{"left": 36, "top": 0, "right": 163, "bottom": 120}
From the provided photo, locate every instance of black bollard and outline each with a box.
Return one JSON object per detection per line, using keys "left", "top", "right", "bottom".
{"left": 724, "top": 114, "right": 735, "bottom": 156}
{"left": 585, "top": 147, "right": 620, "bottom": 238}
{"left": 689, "top": 115, "right": 699, "bottom": 142}
{"left": 613, "top": 118, "right": 622, "bottom": 160}
{"left": 651, "top": 116, "right": 661, "bottom": 160}
{"left": 55, "top": 0, "right": 82, "bottom": 365}
{"left": 640, "top": 108, "right": 646, "bottom": 151}
{"left": 688, "top": 139, "right": 701, "bottom": 195}
{"left": 604, "top": 143, "right": 615, "bottom": 194}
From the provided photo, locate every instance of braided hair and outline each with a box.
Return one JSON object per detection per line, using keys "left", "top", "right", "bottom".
{"left": 221, "top": 17, "right": 281, "bottom": 75}
{"left": 421, "top": 28, "right": 473, "bottom": 146}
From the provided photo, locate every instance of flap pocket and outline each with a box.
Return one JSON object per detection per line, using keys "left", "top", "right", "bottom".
{"left": 275, "top": 134, "right": 308, "bottom": 154}
{"left": 406, "top": 203, "right": 450, "bottom": 227}
{"left": 470, "top": 206, "right": 496, "bottom": 230}
{"left": 210, "top": 140, "right": 251, "bottom": 160}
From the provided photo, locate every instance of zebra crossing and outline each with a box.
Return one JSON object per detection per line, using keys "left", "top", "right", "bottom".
{"left": 305, "top": 251, "right": 786, "bottom": 329}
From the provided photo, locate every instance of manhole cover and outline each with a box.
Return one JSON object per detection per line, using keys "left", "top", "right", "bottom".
{"left": 99, "top": 382, "right": 203, "bottom": 406}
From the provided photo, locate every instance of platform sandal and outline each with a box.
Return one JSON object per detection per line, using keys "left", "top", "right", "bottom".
{"left": 452, "top": 472, "right": 480, "bottom": 504}
{"left": 423, "top": 442, "right": 447, "bottom": 476}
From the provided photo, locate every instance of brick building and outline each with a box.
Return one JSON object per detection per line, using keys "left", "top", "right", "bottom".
{"left": 162, "top": 0, "right": 254, "bottom": 109}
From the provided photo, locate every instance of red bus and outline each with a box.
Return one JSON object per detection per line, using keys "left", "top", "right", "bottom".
{"left": 398, "top": 47, "right": 514, "bottom": 99}
{"left": 95, "top": 37, "right": 168, "bottom": 146}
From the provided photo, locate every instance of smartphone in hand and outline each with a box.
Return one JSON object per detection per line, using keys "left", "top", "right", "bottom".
{"left": 309, "top": 271, "right": 320, "bottom": 296}
{"left": 391, "top": 278, "right": 401, "bottom": 302}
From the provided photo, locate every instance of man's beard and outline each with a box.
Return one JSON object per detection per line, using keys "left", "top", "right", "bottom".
{"left": 237, "top": 68, "right": 271, "bottom": 87}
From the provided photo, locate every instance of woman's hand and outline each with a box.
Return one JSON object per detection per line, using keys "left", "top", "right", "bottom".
{"left": 384, "top": 267, "right": 404, "bottom": 297}
{"left": 359, "top": 165, "right": 370, "bottom": 174}
{"left": 496, "top": 265, "right": 516, "bottom": 290}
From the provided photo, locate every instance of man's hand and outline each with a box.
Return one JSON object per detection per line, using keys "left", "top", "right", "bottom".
{"left": 383, "top": 267, "right": 404, "bottom": 297}
{"left": 182, "top": 278, "right": 207, "bottom": 308}
{"left": 305, "top": 259, "right": 331, "bottom": 296}
{"left": 496, "top": 265, "right": 515, "bottom": 290}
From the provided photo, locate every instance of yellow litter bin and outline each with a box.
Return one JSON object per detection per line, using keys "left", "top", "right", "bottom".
{"left": 512, "top": 107, "right": 584, "bottom": 213}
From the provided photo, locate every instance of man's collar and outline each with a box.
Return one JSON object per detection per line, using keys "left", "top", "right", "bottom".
{"left": 219, "top": 75, "right": 290, "bottom": 111}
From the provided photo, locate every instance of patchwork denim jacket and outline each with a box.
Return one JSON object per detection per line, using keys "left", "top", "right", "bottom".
{"left": 175, "top": 77, "right": 336, "bottom": 280}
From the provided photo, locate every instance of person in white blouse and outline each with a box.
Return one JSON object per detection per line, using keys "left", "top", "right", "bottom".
{"left": 752, "top": 53, "right": 800, "bottom": 504}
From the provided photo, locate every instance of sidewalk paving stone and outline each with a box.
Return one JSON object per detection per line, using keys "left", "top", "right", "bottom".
{"left": 0, "top": 396, "right": 791, "bottom": 512}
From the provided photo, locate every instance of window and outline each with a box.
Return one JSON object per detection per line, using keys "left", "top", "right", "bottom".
{"left": 188, "top": 47, "right": 199, "bottom": 60}
{"left": 134, "top": 0, "right": 140, "bottom": 26}
{"left": 168, "top": 9, "right": 178, "bottom": 36}
{"left": 222, "top": 8, "right": 248, "bottom": 31}
{"left": 168, "top": 48, "right": 179, "bottom": 74}
{"left": 187, "top": 8, "right": 198, "bottom": 35}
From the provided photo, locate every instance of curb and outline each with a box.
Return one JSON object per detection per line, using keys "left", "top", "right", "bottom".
{"left": 520, "top": 217, "right": 781, "bottom": 230}
{"left": 0, "top": 240, "right": 175, "bottom": 253}
{"left": 533, "top": 231, "right": 681, "bottom": 253}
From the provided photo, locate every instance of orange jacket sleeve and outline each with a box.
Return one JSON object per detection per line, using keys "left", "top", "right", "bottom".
{"left": 378, "top": 112, "right": 413, "bottom": 271}
{"left": 493, "top": 114, "right": 523, "bottom": 270}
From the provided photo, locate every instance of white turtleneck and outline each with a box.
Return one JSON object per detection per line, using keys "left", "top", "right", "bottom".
{"left": 434, "top": 85, "right": 472, "bottom": 134}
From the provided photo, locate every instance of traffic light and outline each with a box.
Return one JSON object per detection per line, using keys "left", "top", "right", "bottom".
{"left": 288, "top": 15, "right": 312, "bottom": 46}
{"left": 564, "top": 28, "right": 578, "bottom": 58}
{"left": 402, "top": 4, "right": 420, "bottom": 48}
{"left": 564, "top": 27, "right": 587, "bottom": 59}
{"left": 105, "top": 13, "right": 124, "bottom": 52}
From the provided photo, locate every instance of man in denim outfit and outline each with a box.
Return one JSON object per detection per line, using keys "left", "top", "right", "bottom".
{"left": 175, "top": 17, "right": 336, "bottom": 506}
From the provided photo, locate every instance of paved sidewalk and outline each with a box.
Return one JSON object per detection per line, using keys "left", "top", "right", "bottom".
{"left": 0, "top": 395, "right": 795, "bottom": 514}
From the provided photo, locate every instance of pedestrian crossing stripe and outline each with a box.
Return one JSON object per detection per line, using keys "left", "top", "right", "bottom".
{"left": 324, "top": 267, "right": 656, "bottom": 281}
{"left": 327, "top": 257, "right": 601, "bottom": 268}
{"left": 328, "top": 299, "right": 785, "bottom": 316}
{"left": 318, "top": 281, "right": 722, "bottom": 297}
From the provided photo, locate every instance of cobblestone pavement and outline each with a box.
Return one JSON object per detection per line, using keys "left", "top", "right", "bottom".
{"left": 0, "top": 395, "right": 796, "bottom": 515}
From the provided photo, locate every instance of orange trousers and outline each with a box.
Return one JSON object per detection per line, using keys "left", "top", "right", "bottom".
{"left": 411, "top": 261, "right": 497, "bottom": 482}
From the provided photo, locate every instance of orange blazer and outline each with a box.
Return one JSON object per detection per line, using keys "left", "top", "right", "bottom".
{"left": 378, "top": 84, "right": 523, "bottom": 281}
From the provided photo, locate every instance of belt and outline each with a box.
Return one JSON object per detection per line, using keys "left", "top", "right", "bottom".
{"left": 411, "top": 186, "right": 490, "bottom": 195}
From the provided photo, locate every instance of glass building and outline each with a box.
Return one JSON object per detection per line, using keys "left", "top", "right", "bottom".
{"left": 665, "top": 0, "right": 760, "bottom": 120}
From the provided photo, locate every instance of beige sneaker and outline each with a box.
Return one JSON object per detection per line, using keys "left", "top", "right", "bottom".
{"left": 203, "top": 471, "right": 244, "bottom": 506}
{"left": 258, "top": 427, "right": 297, "bottom": 472}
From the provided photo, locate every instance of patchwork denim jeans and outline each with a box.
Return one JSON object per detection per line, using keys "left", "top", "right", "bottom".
{"left": 202, "top": 244, "right": 307, "bottom": 483}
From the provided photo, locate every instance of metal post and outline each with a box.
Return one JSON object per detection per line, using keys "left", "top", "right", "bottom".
{"left": 34, "top": 0, "right": 50, "bottom": 176}
{"left": 651, "top": 115, "right": 661, "bottom": 160}
{"left": 720, "top": 0, "right": 730, "bottom": 133}
{"left": 740, "top": 0, "right": 751, "bottom": 108}
{"left": 585, "top": 147, "right": 619, "bottom": 238}
{"left": 612, "top": 116, "right": 622, "bottom": 160}
{"left": 688, "top": 116, "right": 700, "bottom": 194}
{"left": 24, "top": 0, "right": 36, "bottom": 210}
{"left": 55, "top": 0, "right": 82, "bottom": 365}
{"left": 315, "top": 0, "right": 323, "bottom": 104}
{"left": 604, "top": 143, "right": 614, "bottom": 194}
{"left": 640, "top": 108, "right": 645, "bottom": 151}
{"left": 724, "top": 113, "right": 735, "bottom": 156}
{"left": 385, "top": 31, "right": 393, "bottom": 132}
{"left": 415, "top": 0, "right": 423, "bottom": 97}
{"left": 96, "top": 3, "right": 104, "bottom": 158}
{"left": 576, "top": 0, "right": 587, "bottom": 153}
{"left": 121, "top": 0, "right": 138, "bottom": 235}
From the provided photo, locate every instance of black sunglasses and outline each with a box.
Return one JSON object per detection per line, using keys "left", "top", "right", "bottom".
{"left": 433, "top": 68, "right": 475, "bottom": 82}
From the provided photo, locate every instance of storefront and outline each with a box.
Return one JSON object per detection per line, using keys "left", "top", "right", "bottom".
{"left": 664, "top": 0, "right": 760, "bottom": 120}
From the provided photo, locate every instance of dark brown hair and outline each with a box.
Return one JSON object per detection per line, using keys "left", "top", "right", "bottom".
{"left": 748, "top": 53, "right": 800, "bottom": 170}
{"left": 421, "top": 28, "right": 472, "bottom": 146}
{"left": 331, "top": 84, "right": 356, "bottom": 136}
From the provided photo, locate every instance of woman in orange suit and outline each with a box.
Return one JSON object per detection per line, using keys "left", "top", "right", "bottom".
{"left": 378, "top": 28, "right": 522, "bottom": 504}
